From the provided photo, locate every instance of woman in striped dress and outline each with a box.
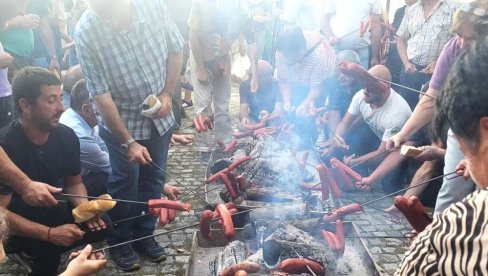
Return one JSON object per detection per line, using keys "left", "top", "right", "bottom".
{"left": 396, "top": 35, "right": 488, "bottom": 275}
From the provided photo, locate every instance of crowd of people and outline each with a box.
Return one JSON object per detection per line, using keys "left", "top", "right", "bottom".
{"left": 0, "top": 0, "right": 487, "bottom": 275}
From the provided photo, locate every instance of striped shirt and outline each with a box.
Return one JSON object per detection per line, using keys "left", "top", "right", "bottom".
{"left": 276, "top": 32, "right": 336, "bottom": 88}
{"left": 75, "top": 0, "right": 184, "bottom": 140}
{"left": 396, "top": 0, "right": 458, "bottom": 67}
{"left": 396, "top": 189, "right": 488, "bottom": 275}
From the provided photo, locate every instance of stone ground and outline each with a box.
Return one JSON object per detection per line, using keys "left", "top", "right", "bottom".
{"left": 0, "top": 84, "right": 413, "bottom": 276}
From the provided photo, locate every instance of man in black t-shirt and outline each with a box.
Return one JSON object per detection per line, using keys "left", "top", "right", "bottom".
{"left": 0, "top": 67, "right": 107, "bottom": 276}
{"left": 239, "top": 60, "right": 281, "bottom": 128}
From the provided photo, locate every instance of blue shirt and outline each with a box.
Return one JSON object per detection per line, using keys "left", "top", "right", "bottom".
{"left": 59, "top": 108, "right": 111, "bottom": 175}
{"left": 75, "top": 0, "right": 184, "bottom": 140}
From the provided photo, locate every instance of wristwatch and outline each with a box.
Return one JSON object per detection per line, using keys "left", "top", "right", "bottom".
{"left": 121, "top": 137, "right": 136, "bottom": 152}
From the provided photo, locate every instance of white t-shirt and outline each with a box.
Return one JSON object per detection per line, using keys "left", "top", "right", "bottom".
{"left": 324, "top": 0, "right": 382, "bottom": 50}
{"left": 347, "top": 88, "right": 411, "bottom": 141}
{"left": 282, "top": 0, "right": 325, "bottom": 32}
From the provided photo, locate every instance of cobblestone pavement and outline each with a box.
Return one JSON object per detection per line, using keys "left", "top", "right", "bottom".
{"left": 0, "top": 84, "right": 413, "bottom": 275}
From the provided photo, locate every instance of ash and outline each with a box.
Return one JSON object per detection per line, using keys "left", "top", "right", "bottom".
{"left": 241, "top": 135, "right": 303, "bottom": 189}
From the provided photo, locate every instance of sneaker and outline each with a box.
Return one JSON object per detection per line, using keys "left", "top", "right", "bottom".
{"left": 133, "top": 237, "right": 167, "bottom": 263}
{"left": 200, "top": 152, "right": 211, "bottom": 164}
{"left": 109, "top": 244, "right": 141, "bottom": 271}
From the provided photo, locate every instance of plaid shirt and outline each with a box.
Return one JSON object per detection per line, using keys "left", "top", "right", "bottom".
{"left": 396, "top": 0, "right": 458, "bottom": 67}
{"left": 75, "top": 0, "right": 184, "bottom": 140}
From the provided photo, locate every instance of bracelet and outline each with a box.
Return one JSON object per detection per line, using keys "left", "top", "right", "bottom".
{"left": 47, "top": 227, "right": 52, "bottom": 242}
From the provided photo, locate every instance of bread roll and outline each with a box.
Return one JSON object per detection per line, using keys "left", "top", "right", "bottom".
{"left": 72, "top": 194, "right": 117, "bottom": 223}
{"left": 400, "top": 145, "right": 425, "bottom": 157}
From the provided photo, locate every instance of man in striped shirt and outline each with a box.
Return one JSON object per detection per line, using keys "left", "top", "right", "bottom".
{"left": 275, "top": 26, "right": 336, "bottom": 146}
{"left": 75, "top": 0, "right": 184, "bottom": 271}
{"left": 396, "top": 35, "right": 488, "bottom": 276}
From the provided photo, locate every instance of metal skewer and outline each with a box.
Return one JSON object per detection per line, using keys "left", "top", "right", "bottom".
{"left": 349, "top": 148, "right": 394, "bottom": 169}
{"left": 60, "top": 193, "right": 147, "bottom": 205}
{"left": 375, "top": 77, "right": 436, "bottom": 99}
{"left": 91, "top": 209, "right": 253, "bottom": 253}
{"left": 360, "top": 171, "right": 460, "bottom": 206}
{"left": 291, "top": 246, "right": 317, "bottom": 276}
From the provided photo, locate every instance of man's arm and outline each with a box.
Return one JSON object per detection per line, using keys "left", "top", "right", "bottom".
{"left": 188, "top": 1, "right": 210, "bottom": 84}
{"left": 397, "top": 37, "right": 416, "bottom": 73}
{"left": 79, "top": 136, "right": 111, "bottom": 175}
{"left": 155, "top": 51, "right": 183, "bottom": 119}
{"left": 93, "top": 93, "right": 151, "bottom": 164}
{"left": 0, "top": 147, "right": 60, "bottom": 206}
{"left": 347, "top": 141, "right": 388, "bottom": 167}
{"left": 369, "top": 14, "right": 381, "bottom": 66}
{"left": 38, "top": 17, "right": 60, "bottom": 73}
{"left": 335, "top": 112, "right": 358, "bottom": 138}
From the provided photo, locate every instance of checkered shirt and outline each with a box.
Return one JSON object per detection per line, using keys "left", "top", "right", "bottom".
{"left": 396, "top": 0, "right": 459, "bottom": 67}
{"left": 75, "top": 0, "right": 184, "bottom": 140}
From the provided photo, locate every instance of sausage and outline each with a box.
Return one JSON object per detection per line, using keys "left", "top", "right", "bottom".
{"left": 233, "top": 270, "right": 247, "bottom": 276}
{"left": 193, "top": 117, "right": 202, "bottom": 133}
{"left": 198, "top": 115, "right": 208, "bottom": 132}
{"left": 159, "top": 208, "right": 169, "bottom": 226}
{"left": 168, "top": 209, "right": 177, "bottom": 222}
{"left": 217, "top": 140, "right": 226, "bottom": 149}
{"left": 324, "top": 165, "right": 342, "bottom": 199}
{"left": 233, "top": 130, "right": 254, "bottom": 139}
{"left": 298, "top": 152, "right": 309, "bottom": 169}
{"left": 215, "top": 204, "right": 235, "bottom": 240}
{"left": 323, "top": 203, "right": 363, "bottom": 223}
{"left": 147, "top": 199, "right": 192, "bottom": 211}
{"left": 242, "top": 121, "right": 265, "bottom": 130}
{"left": 333, "top": 166, "right": 355, "bottom": 190}
{"left": 320, "top": 230, "right": 338, "bottom": 250}
{"left": 203, "top": 115, "right": 213, "bottom": 130}
{"left": 212, "top": 203, "right": 237, "bottom": 219}
{"left": 207, "top": 169, "right": 228, "bottom": 184}
{"left": 316, "top": 164, "right": 330, "bottom": 200}
{"left": 279, "top": 258, "right": 325, "bottom": 275}
{"left": 236, "top": 175, "right": 247, "bottom": 192}
{"left": 219, "top": 261, "right": 260, "bottom": 276}
{"left": 148, "top": 207, "right": 161, "bottom": 217}
{"left": 335, "top": 219, "right": 345, "bottom": 256}
{"left": 219, "top": 173, "right": 238, "bottom": 200}
{"left": 200, "top": 210, "right": 214, "bottom": 240}
{"left": 228, "top": 156, "right": 252, "bottom": 171}
{"left": 223, "top": 140, "right": 238, "bottom": 153}
{"left": 394, "top": 196, "right": 432, "bottom": 232}
{"left": 330, "top": 158, "right": 362, "bottom": 181}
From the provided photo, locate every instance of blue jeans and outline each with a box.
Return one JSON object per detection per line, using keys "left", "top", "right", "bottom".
{"left": 100, "top": 123, "right": 173, "bottom": 245}
{"left": 434, "top": 130, "right": 475, "bottom": 212}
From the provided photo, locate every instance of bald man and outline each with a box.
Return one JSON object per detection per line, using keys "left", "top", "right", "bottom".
{"left": 239, "top": 60, "right": 281, "bottom": 129}
{"left": 332, "top": 64, "right": 412, "bottom": 193}
{"left": 62, "top": 65, "right": 83, "bottom": 108}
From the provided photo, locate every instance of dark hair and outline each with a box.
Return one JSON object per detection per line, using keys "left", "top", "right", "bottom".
{"left": 70, "top": 79, "right": 89, "bottom": 111}
{"left": 276, "top": 26, "right": 306, "bottom": 55}
{"left": 433, "top": 35, "right": 488, "bottom": 149}
{"left": 12, "top": 67, "right": 62, "bottom": 113}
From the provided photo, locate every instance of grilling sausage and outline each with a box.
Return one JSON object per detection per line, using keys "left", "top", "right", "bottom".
{"left": 223, "top": 140, "right": 238, "bottom": 153}
{"left": 330, "top": 158, "right": 362, "bottom": 181}
{"left": 193, "top": 117, "right": 202, "bottom": 133}
{"left": 333, "top": 166, "right": 355, "bottom": 190}
{"left": 147, "top": 199, "right": 192, "bottom": 211}
{"left": 219, "top": 173, "right": 238, "bottom": 200}
{"left": 200, "top": 210, "right": 214, "bottom": 240}
{"left": 215, "top": 204, "right": 235, "bottom": 240}
{"left": 335, "top": 219, "right": 345, "bottom": 255}
{"left": 279, "top": 258, "right": 325, "bottom": 275}
{"left": 323, "top": 203, "right": 363, "bottom": 223}
{"left": 316, "top": 164, "right": 330, "bottom": 200}
{"left": 168, "top": 209, "right": 177, "bottom": 222}
{"left": 219, "top": 261, "right": 260, "bottom": 276}
{"left": 159, "top": 208, "right": 169, "bottom": 226}
{"left": 394, "top": 195, "right": 432, "bottom": 232}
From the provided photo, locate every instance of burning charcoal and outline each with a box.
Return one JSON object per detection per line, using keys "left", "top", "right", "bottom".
{"left": 214, "top": 241, "right": 248, "bottom": 276}
{"left": 262, "top": 223, "right": 337, "bottom": 274}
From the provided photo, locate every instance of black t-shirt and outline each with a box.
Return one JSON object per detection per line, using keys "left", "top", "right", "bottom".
{"left": 239, "top": 79, "right": 280, "bottom": 122}
{"left": 327, "top": 78, "right": 362, "bottom": 116}
{"left": 0, "top": 120, "right": 81, "bottom": 195}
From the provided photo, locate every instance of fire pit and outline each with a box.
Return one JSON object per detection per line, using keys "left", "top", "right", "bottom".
{"left": 187, "top": 222, "right": 381, "bottom": 276}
